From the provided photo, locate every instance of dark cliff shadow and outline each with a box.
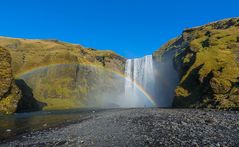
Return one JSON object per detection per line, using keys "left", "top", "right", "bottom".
{"left": 15, "top": 79, "right": 47, "bottom": 112}
{"left": 173, "top": 64, "right": 206, "bottom": 107}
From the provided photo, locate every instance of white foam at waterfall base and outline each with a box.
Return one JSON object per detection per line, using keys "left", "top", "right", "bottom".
{"left": 124, "top": 55, "right": 156, "bottom": 107}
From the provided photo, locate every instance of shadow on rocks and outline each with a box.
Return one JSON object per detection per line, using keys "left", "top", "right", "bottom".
{"left": 15, "top": 79, "right": 47, "bottom": 112}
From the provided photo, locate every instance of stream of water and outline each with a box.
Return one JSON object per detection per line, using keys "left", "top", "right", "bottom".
{"left": 124, "top": 55, "right": 156, "bottom": 107}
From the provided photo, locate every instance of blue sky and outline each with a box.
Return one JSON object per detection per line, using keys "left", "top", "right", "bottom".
{"left": 0, "top": 0, "right": 238, "bottom": 58}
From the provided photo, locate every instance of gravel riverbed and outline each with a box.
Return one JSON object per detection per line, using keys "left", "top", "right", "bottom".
{"left": 1, "top": 108, "right": 239, "bottom": 147}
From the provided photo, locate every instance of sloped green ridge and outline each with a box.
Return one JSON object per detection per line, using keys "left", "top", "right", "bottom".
{"left": 155, "top": 18, "right": 239, "bottom": 109}
{"left": 0, "top": 37, "right": 125, "bottom": 114}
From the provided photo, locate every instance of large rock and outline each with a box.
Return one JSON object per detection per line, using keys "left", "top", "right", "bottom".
{"left": 0, "top": 47, "right": 21, "bottom": 114}
{"left": 154, "top": 18, "right": 239, "bottom": 109}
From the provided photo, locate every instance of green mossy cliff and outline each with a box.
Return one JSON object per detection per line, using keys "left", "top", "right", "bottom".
{"left": 20, "top": 64, "right": 126, "bottom": 110}
{"left": 154, "top": 18, "right": 239, "bottom": 109}
{"left": 0, "top": 37, "right": 125, "bottom": 114}
{"left": 0, "top": 47, "right": 21, "bottom": 114}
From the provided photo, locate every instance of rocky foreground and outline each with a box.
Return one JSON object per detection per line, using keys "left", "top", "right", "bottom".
{"left": 1, "top": 108, "right": 239, "bottom": 147}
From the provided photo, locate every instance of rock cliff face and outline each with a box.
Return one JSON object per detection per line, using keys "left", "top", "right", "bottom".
{"left": 154, "top": 18, "right": 239, "bottom": 109}
{"left": 20, "top": 64, "right": 126, "bottom": 110}
{"left": 0, "top": 47, "right": 21, "bottom": 114}
{"left": 0, "top": 37, "right": 125, "bottom": 113}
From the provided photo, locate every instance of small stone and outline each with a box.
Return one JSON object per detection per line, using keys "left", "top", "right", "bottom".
{"left": 181, "top": 121, "right": 187, "bottom": 125}
{"left": 205, "top": 118, "right": 215, "bottom": 124}
{"left": 80, "top": 140, "right": 84, "bottom": 144}
{"left": 192, "top": 142, "right": 199, "bottom": 147}
{"left": 6, "top": 129, "right": 11, "bottom": 132}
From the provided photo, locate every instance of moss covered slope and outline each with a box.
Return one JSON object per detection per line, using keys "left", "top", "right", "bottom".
{"left": 0, "top": 37, "right": 125, "bottom": 76}
{"left": 155, "top": 18, "right": 239, "bottom": 109}
{"left": 0, "top": 47, "right": 21, "bottom": 114}
{"left": 0, "top": 37, "right": 125, "bottom": 112}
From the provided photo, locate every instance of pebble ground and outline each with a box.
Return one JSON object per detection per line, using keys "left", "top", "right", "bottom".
{"left": 1, "top": 108, "right": 239, "bottom": 147}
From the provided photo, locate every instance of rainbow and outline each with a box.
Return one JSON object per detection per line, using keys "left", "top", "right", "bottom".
{"left": 123, "top": 76, "right": 157, "bottom": 106}
{"left": 16, "top": 63, "right": 158, "bottom": 106}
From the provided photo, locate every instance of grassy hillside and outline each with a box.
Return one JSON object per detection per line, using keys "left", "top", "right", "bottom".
{"left": 0, "top": 37, "right": 125, "bottom": 113}
{"left": 0, "top": 37, "right": 125, "bottom": 76}
{"left": 154, "top": 18, "right": 239, "bottom": 109}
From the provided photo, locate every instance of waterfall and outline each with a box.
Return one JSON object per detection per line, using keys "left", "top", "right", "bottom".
{"left": 124, "top": 55, "right": 156, "bottom": 107}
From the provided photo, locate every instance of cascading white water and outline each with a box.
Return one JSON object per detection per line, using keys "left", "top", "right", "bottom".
{"left": 124, "top": 55, "right": 156, "bottom": 107}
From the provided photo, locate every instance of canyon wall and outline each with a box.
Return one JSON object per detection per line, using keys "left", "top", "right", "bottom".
{"left": 0, "top": 17, "right": 238, "bottom": 114}
{"left": 0, "top": 37, "right": 125, "bottom": 114}
{"left": 154, "top": 18, "right": 239, "bottom": 109}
